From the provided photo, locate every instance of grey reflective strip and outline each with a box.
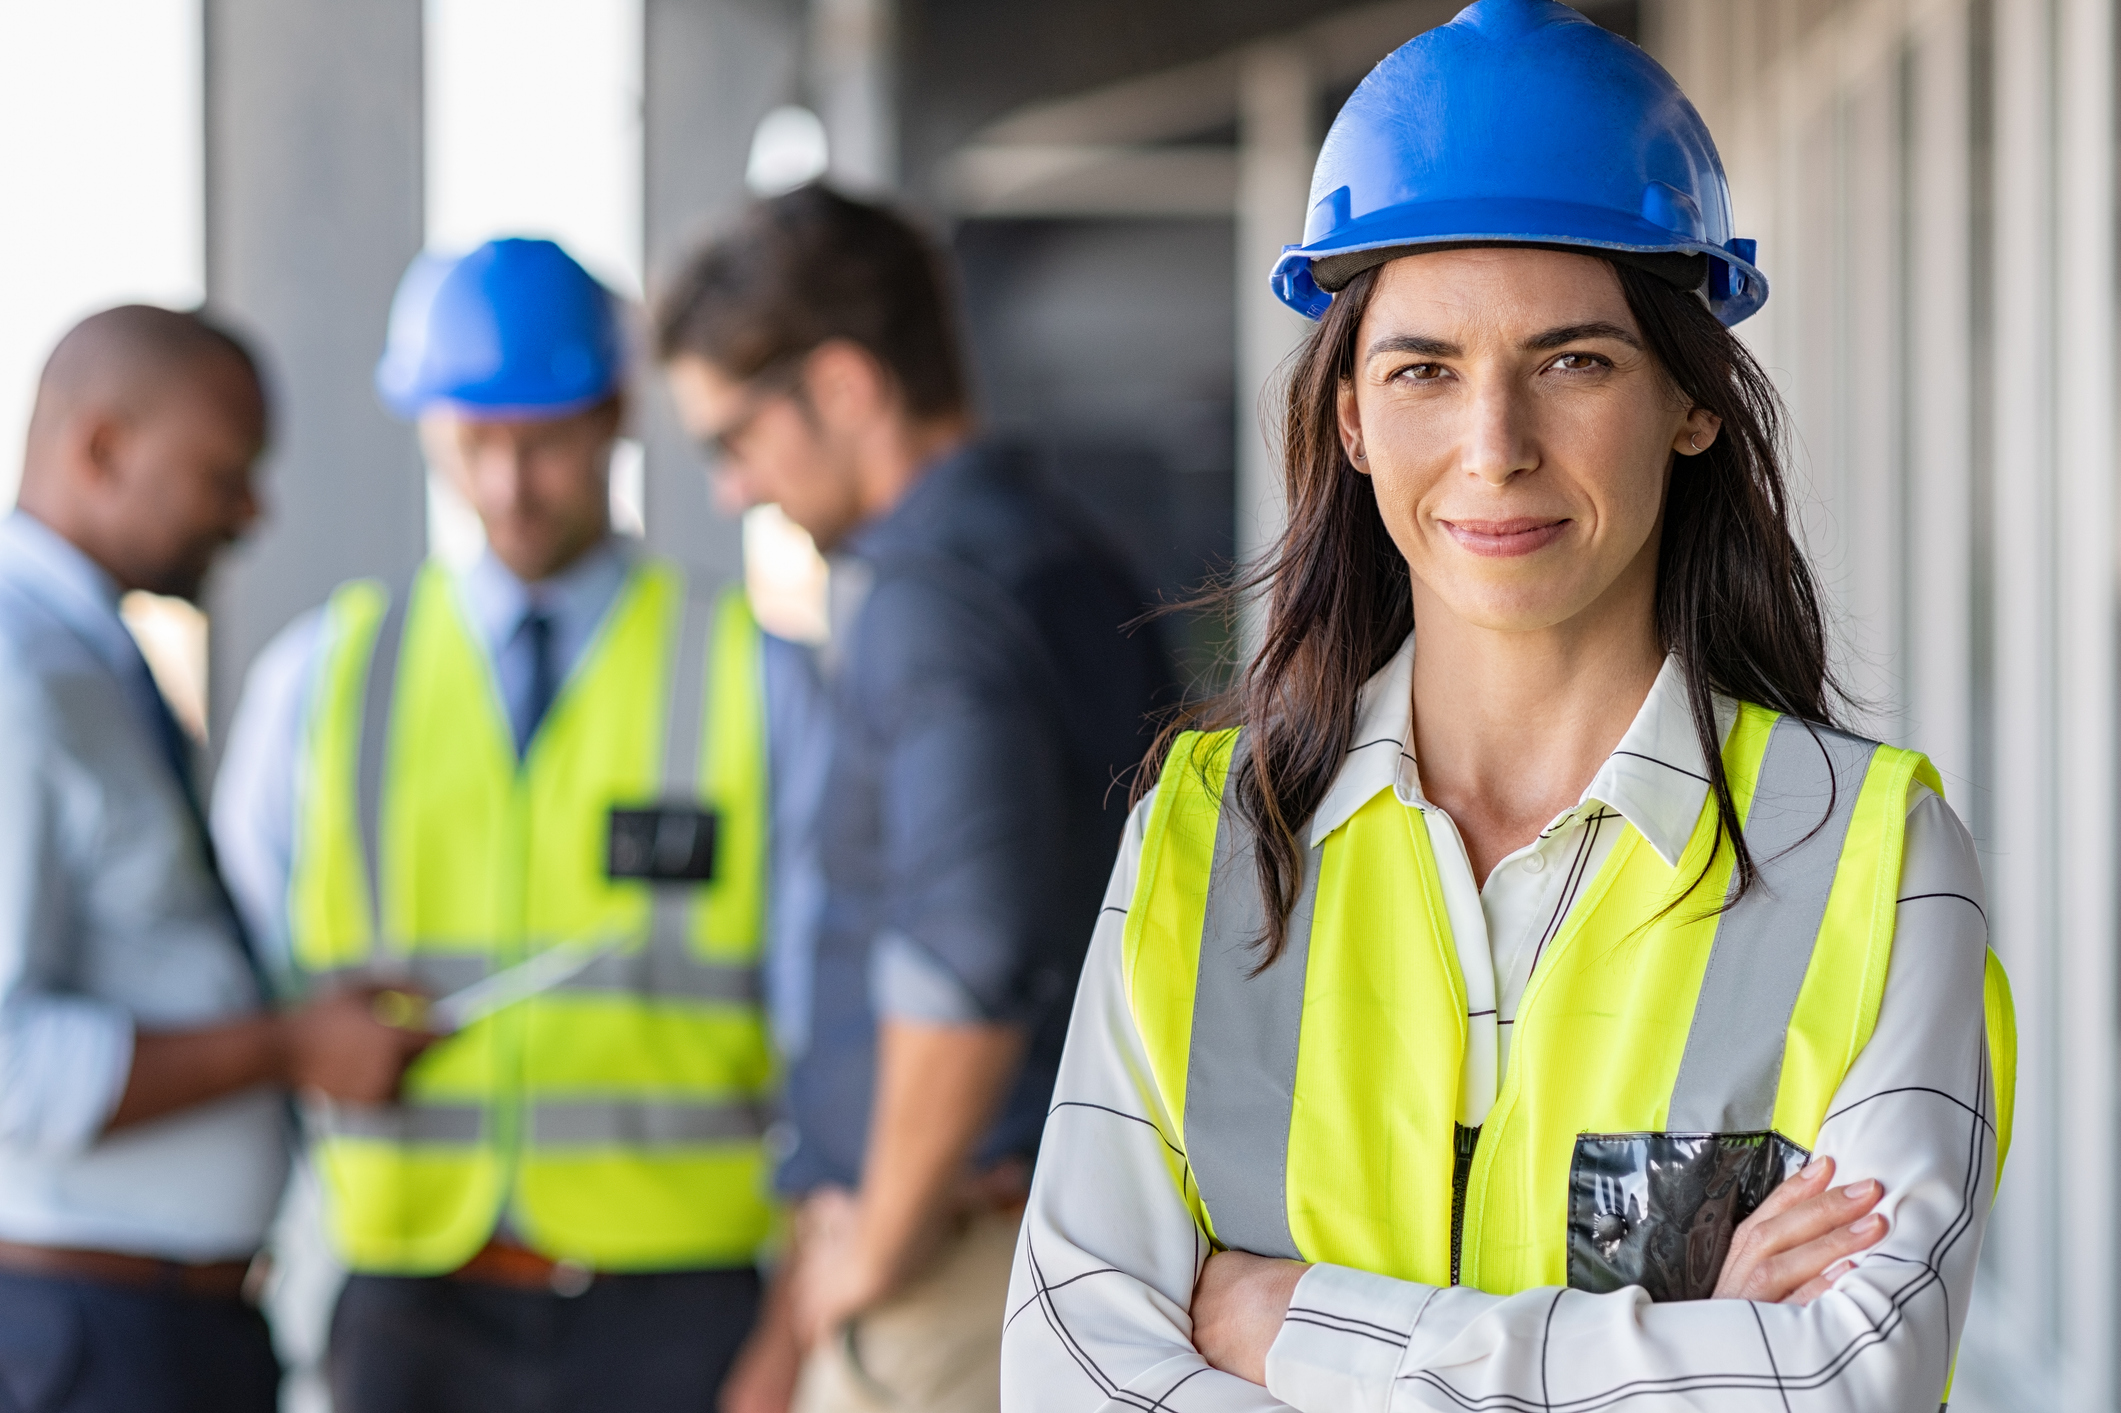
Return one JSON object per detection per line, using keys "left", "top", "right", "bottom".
{"left": 357, "top": 593, "right": 409, "bottom": 960}
{"left": 648, "top": 585, "right": 720, "bottom": 954}
{"left": 314, "top": 952, "right": 490, "bottom": 994}
{"left": 317, "top": 1100, "right": 485, "bottom": 1144}
{"left": 531, "top": 1098, "right": 766, "bottom": 1147}
{"left": 1666, "top": 718, "right": 1880, "bottom": 1133}
{"left": 1183, "top": 749, "right": 1320, "bottom": 1260}
{"left": 327, "top": 947, "right": 760, "bottom": 1005}
{"left": 662, "top": 584, "right": 717, "bottom": 796}
{"left": 564, "top": 949, "right": 762, "bottom": 1005}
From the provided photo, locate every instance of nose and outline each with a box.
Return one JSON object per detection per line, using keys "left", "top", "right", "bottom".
{"left": 710, "top": 460, "right": 761, "bottom": 518}
{"left": 1461, "top": 373, "right": 1537, "bottom": 487}
{"left": 477, "top": 438, "right": 536, "bottom": 507}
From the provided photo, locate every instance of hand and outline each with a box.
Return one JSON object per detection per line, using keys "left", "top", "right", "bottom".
{"left": 721, "top": 1266, "right": 805, "bottom": 1413}
{"left": 789, "top": 1187, "right": 893, "bottom": 1347}
{"left": 278, "top": 985, "right": 436, "bottom": 1104}
{"left": 1191, "top": 1250, "right": 1310, "bottom": 1386}
{"left": 1713, "top": 1156, "right": 1888, "bottom": 1304}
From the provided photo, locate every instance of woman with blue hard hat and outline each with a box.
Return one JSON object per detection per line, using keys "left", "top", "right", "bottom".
{"left": 1000, "top": 3, "right": 2013, "bottom": 1410}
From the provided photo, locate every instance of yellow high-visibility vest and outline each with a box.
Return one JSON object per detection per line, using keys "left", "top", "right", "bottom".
{"left": 1125, "top": 706, "right": 2015, "bottom": 1298}
{"left": 287, "top": 558, "right": 775, "bottom": 1275}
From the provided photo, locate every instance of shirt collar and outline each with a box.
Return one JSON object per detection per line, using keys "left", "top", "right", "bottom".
{"left": 841, "top": 436, "right": 990, "bottom": 562}
{"left": 455, "top": 536, "right": 631, "bottom": 654}
{"left": 0, "top": 510, "right": 139, "bottom": 680}
{"left": 1305, "top": 634, "right": 1732, "bottom": 868}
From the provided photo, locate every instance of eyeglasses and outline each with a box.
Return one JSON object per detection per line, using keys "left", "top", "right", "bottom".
{"left": 696, "top": 359, "right": 808, "bottom": 461}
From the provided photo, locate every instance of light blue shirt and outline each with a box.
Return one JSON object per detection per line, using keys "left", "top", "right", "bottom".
{"left": 213, "top": 542, "right": 830, "bottom": 1055}
{"left": 0, "top": 511, "right": 285, "bottom": 1260}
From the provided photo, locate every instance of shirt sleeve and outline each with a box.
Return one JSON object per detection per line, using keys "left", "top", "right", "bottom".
{"left": 0, "top": 672, "right": 135, "bottom": 1154}
{"left": 1003, "top": 790, "right": 1293, "bottom": 1413}
{"left": 849, "top": 567, "right": 1070, "bottom": 1026}
{"left": 209, "top": 608, "right": 325, "bottom": 979}
{"left": 1003, "top": 786, "right": 2000, "bottom": 1413}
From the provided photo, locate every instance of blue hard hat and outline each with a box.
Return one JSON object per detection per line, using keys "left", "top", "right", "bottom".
{"left": 375, "top": 237, "right": 626, "bottom": 419}
{"left": 1271, "top": 0, "right": 1766, "bottom": 325}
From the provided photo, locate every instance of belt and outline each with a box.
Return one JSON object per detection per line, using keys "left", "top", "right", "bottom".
{"left": 450, "top": 1239, "right": 597, "bottom": 1297}
{"left": 0, "top": 1239, "right": 258, "bottom": 1301}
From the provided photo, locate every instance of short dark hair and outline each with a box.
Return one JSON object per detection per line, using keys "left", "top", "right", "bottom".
{"left": 654, "top": 184, "right": 968, "bottom": 419}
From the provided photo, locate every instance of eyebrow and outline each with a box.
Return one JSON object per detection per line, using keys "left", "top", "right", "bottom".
{"left": 1365, "top": 321, "right": 1643, "bottom": 360}
{"left": 1367, "top": 333, "right": 1460, "bottom": 358}
{"left": 1523, "top": 321, "right": 1642, "bottom": 351}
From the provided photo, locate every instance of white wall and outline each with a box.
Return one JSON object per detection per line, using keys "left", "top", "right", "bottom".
{"left": 425, "top": 0, "right": 644, "bottom": 294}
{"left": 0, "top": 0, "right": 204, "bottom": 505}
{"left": 423, "top": 0, "right": 647, "bottom": 560}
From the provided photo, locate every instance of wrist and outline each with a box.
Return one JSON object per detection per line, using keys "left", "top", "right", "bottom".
{"left": 842, "top": 1225, "right": 901, "bottom": 1309}
{"left": 262, "top": 1010, "right": 299, "bottom": 1089}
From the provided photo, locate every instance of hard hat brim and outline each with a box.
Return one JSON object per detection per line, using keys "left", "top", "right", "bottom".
{"left": 1271, "top": 196, "right": 1768, "bottom": 327}
{"left": 384, "top": 388, "right": 622, "bottom": 424}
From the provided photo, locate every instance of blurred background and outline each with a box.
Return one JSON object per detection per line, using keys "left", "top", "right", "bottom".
{"left": 0, "top": 0, "right": 2110, "bottom": 1408}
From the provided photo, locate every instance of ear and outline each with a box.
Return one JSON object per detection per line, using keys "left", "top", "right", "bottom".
{"left": 1673, "top": 406, "right": 1723, "bottom": 457}
{"left": 1335, "top": 378, "right": 1369, "bottom": 474}
{"left": 590, "top": 393, "right": 627, "bottom": 441}
{"left": 79, "top": 412, "right": 130, "bottom": 489}
{"left": 417, "top": 411, "right": 477, "bottom": 500}
{"left": 803, "top": 339, "right": 892, "bottom": 431}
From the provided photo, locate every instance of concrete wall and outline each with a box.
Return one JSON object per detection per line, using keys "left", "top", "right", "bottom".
{"left": 202, "top": 0, "right": 427, "bottom": 748}
{"left": 639, "top": 0, "right": 804, "bottom": 585}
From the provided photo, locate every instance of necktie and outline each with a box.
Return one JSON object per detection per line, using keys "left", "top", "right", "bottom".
{"left": 515, "top": 607, "right": 558, "bottom": 754}
{"left": 125, "top": 643, "right": 274, "bottom": 1003}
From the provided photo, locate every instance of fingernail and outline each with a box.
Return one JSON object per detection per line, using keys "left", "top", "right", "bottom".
{"left": 1854, "top": 1214, "right": 1887, "bottom": 1236}
{"left": 1826, "top": 1259, "right": 1856, "bottom": 1282}
{"left": 1845, "top": 1179, "right": 1880, "bottom": 1201}
{"left": 1801, "top": 1157, "right": 1829, "bottom": 1179}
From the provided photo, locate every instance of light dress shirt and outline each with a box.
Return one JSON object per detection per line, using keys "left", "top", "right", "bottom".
{"left": 1002, "top": 633, "right": 1999, "bottom": 1413}
{"left": 0, "top": 511, "right": 285, "bottom": 1261}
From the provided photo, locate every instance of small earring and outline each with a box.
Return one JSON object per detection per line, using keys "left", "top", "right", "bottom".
{"left": 1689, "top": 433, "right": 1706, "bottom": 451}
{"left": 1353, "top": 448, "right": 1367, "bottom": 463}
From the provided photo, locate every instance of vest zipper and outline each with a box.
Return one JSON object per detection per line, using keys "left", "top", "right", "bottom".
{"left": 1450, "top": 1122, "right": 1480, "bottom": 1286}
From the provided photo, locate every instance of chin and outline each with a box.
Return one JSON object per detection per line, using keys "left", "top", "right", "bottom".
{"left": 1435, "top": 586, "right": 1590, "bottom": 635}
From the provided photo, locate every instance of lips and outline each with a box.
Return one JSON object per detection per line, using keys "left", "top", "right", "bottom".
{"left": 1439, "top": 517, "right": 1571, "bottom": 558}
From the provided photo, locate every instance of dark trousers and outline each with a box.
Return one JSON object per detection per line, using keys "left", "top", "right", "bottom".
{"left": 330, "top": 1267, "right": 762, "bottom": 1413}
{"left": 0, "top": 1269, "right": 278, "bottom": 1413}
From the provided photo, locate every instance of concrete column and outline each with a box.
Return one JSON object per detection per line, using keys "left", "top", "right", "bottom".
{"left": 1234, "top": 41, "right": 1317, "bottom": 594}
{"left": 2048, "top": 0, "right": 2118, "bottom": 1399}
{"left": 202, "top": 0, "right": 425, "bottom": 746}
{"left": 811, "top": 0, "right": 895, "bottom": 191}
{"left": 1903, "top": 0, "right": 1975, "bottom": 802}
{"left": 1986, "top": 0, "right": 2063, "bottom": 1394}
{"left": 639, "top": 0, "right": 803, "bottom": 584}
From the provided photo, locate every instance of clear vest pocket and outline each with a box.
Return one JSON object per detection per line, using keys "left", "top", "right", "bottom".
{"left": 1567, "top": 1131, "right": 1808, "bottom": 1301}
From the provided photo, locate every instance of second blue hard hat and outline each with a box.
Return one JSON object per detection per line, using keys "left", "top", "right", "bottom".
{"left": 376, "top": 238, "right": 625, "bottom": 419}
{"left": 1272, "top": 0, "right": 1766, "bottom": 325}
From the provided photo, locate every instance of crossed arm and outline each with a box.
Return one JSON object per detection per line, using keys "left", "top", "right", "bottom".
{"left": 1000, "top": 792, "right": 2000, "bottom": 1413}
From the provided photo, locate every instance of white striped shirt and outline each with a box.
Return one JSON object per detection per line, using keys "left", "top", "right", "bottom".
{"left": 1002, "top": 634, "right": 1996, "bottom": 1413}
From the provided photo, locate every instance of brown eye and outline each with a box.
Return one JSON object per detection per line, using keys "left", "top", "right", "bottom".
{"left": 1550, "top": 352, "right": 1607, "bottom": 372}
{"left": 1396, "top": 363, "right": 1444, "bottom": 382}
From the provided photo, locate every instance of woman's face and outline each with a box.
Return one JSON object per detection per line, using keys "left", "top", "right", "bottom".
{"left": 1338, "top": 247, "right": 1719, "bottom": 638}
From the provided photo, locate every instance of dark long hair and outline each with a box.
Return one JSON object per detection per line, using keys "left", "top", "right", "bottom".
{"left": 1150, "top": 258, "right": 1839, "bottom": 963}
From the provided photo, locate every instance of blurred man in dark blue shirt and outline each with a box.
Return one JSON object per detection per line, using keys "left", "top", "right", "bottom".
{"left": 658, "top": 186, "right": 1170, "bottom": 1413}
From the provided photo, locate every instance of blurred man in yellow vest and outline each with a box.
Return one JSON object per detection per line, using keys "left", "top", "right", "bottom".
{"left": 215, "top": 238, "right": 811, "bottom": 1413}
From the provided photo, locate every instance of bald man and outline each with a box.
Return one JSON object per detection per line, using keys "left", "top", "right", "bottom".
{"left": 0, "top": 305, "right": 430, "bottom": 1413}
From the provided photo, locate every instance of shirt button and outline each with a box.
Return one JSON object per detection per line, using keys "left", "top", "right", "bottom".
{"left": 1521, "top": 852, "right": 1546, "bottom": 874}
